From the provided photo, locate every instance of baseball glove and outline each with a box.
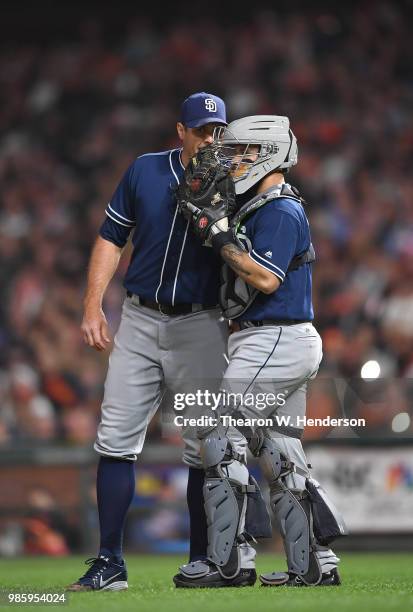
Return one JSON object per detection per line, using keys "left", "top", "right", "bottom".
{"left": 175, "top": 145, "right": 236, "bottom": 242}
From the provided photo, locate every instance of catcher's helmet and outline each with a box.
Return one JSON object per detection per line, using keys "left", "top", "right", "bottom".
{"left": 214, "top": 115, "right": 297, "bottom": 194}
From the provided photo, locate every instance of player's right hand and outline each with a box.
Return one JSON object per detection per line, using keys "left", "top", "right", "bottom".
{"left": 81, "top": 306, "right": 111, "bottom": 351}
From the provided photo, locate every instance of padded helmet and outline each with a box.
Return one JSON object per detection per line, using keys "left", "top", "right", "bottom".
{"left": 214, "top": 115, "right": 298, "bottom": 194}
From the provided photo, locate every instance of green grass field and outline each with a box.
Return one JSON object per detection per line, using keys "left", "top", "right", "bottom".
{"left": 0, "top": 554, "right": 412, "bottom": 612}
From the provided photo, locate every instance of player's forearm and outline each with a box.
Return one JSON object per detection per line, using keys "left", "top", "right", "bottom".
{"left": 84, "top": 236, "right": 123, "bottom": 308}
{"left": 220, "top": 244, "right": 279, "bottom": 294}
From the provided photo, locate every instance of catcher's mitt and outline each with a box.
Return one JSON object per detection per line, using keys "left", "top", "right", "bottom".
{"left": 175, "top": 145, "right": 236, "bottom": 242}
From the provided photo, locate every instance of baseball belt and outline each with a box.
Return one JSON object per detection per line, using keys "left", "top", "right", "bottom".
{"left": 233, "top": 319, "right": 312, "bottom": 331}
{"left": 126, "top": 291, "right": 217, "bottom": 316}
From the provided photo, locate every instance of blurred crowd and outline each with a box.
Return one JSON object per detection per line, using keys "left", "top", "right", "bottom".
{"left": 1, "top": 1, "right": 413, "bottom": 447}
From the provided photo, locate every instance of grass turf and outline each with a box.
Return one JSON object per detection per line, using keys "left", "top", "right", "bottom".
{"left": 0, "top": 553, "right": 412, "bottom": 612}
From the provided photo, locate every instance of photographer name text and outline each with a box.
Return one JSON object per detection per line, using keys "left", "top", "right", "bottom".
{"left": 174, "top": 415, "right": 366, "bottom": 428}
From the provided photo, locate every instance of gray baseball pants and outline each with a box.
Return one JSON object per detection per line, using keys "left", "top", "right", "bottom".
{"left": 216, "top": 322, "right": 334, "bottom": 571}
{"left": 94, "top": 295, "right": 228, "bottom": 466}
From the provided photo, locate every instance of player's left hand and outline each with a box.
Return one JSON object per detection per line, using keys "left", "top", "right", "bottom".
{"left": 176, "top": 145, "right": 236, "bottom": 243}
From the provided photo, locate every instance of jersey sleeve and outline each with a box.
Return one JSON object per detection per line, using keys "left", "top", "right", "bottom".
{"left": 98, "top": 163, "right": 137, "bottom": 247}
{"left": 248, "top": 204, "right": 300, "bottom": 283}
{"left": 99, "top": 216, "right": 131, "bottom": 247}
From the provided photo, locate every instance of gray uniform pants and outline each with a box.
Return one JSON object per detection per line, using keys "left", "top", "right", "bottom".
{"left": 94, "top": 296, "right": 228, "bottom": 466}
{"left": 223, "top": 322, "right": 323, "bottom": 478}
{"left": 222, "top": 323, "right": 324, "bottom": 569}
{"left": 198, "top": 322, "right": 324, "bottom": 570}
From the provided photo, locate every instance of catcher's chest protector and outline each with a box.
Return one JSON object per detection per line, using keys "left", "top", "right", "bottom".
{"left": 219, "top": 184, "right": 315, "bottom": 320}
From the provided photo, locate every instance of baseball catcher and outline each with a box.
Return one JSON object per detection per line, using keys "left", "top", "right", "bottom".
{"left": 174, "top": 116, "right": 347, "bottom": 589}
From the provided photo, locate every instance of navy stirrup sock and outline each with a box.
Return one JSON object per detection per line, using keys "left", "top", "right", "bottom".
{"left": 187, "top": 467, "right": 207, "bottom": 561}
{"left": 97, "top": 456, "right": 135, "bottom": 562}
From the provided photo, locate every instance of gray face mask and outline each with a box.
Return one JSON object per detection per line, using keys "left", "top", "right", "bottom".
{"left": 213, "top": 115, "right": 298, "bottom": 195}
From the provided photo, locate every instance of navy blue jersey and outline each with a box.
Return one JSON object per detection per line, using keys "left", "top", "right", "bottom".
{"left": 238, "top": 193, "right": 314, "bottom": 321}
{"left": 99, "top": 149, "right": 221, "bottom": 305}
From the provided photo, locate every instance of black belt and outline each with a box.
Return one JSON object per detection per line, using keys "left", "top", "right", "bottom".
{"left": 126, "top": 291, "right": 217, "bottom": 316}
{"left": 238, "top": 319, "right": 311, "bottom": 330}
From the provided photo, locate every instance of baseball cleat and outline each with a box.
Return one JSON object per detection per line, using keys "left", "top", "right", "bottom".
{"left": 173, "top": 567, "right": 257, "bottom": 588}
{"left": 259, "top": 567, "right": 341, "bottom": 587}
{"left": 66, "top": 555, "right": 128, "bottom": 591}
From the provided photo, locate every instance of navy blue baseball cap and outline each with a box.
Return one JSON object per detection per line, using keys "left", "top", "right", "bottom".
{"left": 180, "top": 92, "right": 227, "bottom": 128}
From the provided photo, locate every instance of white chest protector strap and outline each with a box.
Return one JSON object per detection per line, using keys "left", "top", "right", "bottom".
{"left": 219, "top": 183, "right": 315, "bottom": 320}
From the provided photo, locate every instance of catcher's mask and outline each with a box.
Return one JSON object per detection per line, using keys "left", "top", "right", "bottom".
{"left": 213, "top": 115, "right": 298, "bottom": 195}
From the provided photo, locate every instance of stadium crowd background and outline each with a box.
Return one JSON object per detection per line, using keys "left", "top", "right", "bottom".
{"left": 1, "top": 0, "right": 413, "bottom": 448}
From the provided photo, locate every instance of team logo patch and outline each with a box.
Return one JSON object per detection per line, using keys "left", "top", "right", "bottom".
{"left": 265, "top": 250, "right": 273, "bottom": 258}
{"left": 198, "top": 216, "right": 209, "bottom": 229}
{"left": 205, "top": 98, "right": 217, "bottom": 112}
